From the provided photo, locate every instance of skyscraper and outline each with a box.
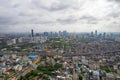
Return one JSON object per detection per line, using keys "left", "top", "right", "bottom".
{"left": 31, "top": 29, "right": 34, "bottom": 37}
{"left": 95, "top": 30, "right": 97, "bottom": 36}
{"left": 91, "top": 31, "right": 93, "bottom": 37}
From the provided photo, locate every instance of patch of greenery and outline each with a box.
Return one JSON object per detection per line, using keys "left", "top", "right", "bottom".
{"left": 24, "top": 70, "right": 39, "bottom": 78}
{"left": 37, "top": 63, "right": 62, "bottom": 75}
{"left": 19, "top": 76, "right": 35, "bottom": 80}
{"left": 51, "top": 38, "right": 70, "bottom": 49}
{"left": 78, "top": 64, "right": 82, "bottom": 67}
{"left": 100, "top": 66, "right": 111, "bottom": 73}
{"left": 20, "top": 63, "right": 62, "bottom": 79}
{"left": 54, "top": 63, "right": 62, "bottom": 69}
{"left": 79, "top": 76, "right": 83, "bottom": 80}
{"left": 45, "top": 76, "right": 50, "bottom": 80}
{"left": 0, "top": 76, "right": 4, "bottom": 78}
{"left": 0, "top": 43, "right": 8, "bottom": 50}
{"left": 18, "top": 43, "right": 35, "bottom": 49}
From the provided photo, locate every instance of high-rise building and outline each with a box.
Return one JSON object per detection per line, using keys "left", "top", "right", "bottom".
{"left": 91, "top": 31, "right": 93, "bottom": 37}
{"left": 31, "top": 29, "right": 34, "bottom": 37}
{"left": 63, "top": 30, "right": 67, "bottom": 37}
{"left": 31, "top": 29, "right": 34, "bottom": 42}
{"left": 95, "top": 30, "right": 97, "bottom": 36}
{"left": 43, "top": 32, "right": 49, "bottom": 36}
{"left": 103, "top": 32, "right": 106, "bottom": 39}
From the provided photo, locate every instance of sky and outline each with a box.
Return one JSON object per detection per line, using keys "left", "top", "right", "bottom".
{"left": 0, "top": 0, "right": 120, "bottom": 33}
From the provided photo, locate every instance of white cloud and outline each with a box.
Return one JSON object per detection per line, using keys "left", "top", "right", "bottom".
{"left": 0, "top": 0, "right": 120, "bottom": 33}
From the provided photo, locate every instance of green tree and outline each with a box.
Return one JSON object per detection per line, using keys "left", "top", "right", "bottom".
{"left": 79, "top": 76, "right": 83, "bottom": 80}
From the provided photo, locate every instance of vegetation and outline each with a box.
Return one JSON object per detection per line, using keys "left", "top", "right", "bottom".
{"left": 54, "top": 63, "right": 62, "bottom": 69}
{"left": 18, "top": 43, "right": 35, "bottom": 49}
{"left": 79, "top": 76, "right": 83, "bottom": 80}
{"left": 1, "top": 43, "right": 36, "bottom": 52}
{"left": 25, "top": 70, "right": 39, "bottom": 78}
{"left": 78, "top": 64, "right": 82, "bottom": 67}
{"left": 50, "top": 38, "right": 70, "bottom": 49}
{"left": 19, "top": 76, "right": 35, "bottom": 80}
{"left": 45, "top": 76, "right": 50, "bottom": 80}
{"left": 77, "top": 38, "right": 97, "bottom": 43}
{"left": 100, "top": 66, "right": 111, "bottom": 73}
{"left": 19, "top": 63, "right": 62, "bottom": 80}
{"left": 0, "top": 43, "right": 7, "bottom": 48}
{"left": 37, "top": 63, "right": 62, "bottom": 75}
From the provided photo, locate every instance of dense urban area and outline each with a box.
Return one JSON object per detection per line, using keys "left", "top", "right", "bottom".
{"left": 0, "top": 30, "right": 120, "bottom": 80}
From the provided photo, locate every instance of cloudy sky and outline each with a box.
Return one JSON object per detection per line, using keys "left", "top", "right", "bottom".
{"left": 0, "top": 0, "right": 120, "bottom": 33}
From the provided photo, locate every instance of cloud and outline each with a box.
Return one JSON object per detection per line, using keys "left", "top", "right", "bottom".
{"left": 115, "top": 0, "right": 120, "bottom": 2}
{"left": 108, "top": 0, "right": 120, "bottom": 2}
{"left": 106, "top": 23, "right": 120, "bottom": 32}
{"left": 107, "top": 12, "right": 120, "bottom": 18}
{"left": 32, "top": 0, "right": 70, "bottom": 11}
{"left": 79, "top": 16, "right": 98, "bottom": 24}
{"left": 79, "top": 16, "right": 97, "bottom": 20}
{"left": 0, "top": 0, "right": 120, "bottom": 32}
{"left": 0, "top": 16, "right": 15, "bottom": 25}
{"left": 56, "top": 15, "right": 78, "bottom": 24}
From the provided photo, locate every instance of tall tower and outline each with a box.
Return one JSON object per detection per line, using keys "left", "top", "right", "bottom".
{"left": 31, "top": 29, "right": 34, "bottom": 37}
{"left": 95, "top": 30, "right": 97, "bottom": 36}
{"left": 31, "top": 29, "right": 34, "bottom": 42}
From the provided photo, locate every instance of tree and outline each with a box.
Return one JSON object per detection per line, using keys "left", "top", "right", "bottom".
{"left": 79, "top": 76, "right": 83, "bottom": 80}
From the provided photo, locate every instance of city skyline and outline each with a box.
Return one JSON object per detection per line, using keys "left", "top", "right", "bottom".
{"left": 0, "top": 0, "right": 120, "bottom": 33}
